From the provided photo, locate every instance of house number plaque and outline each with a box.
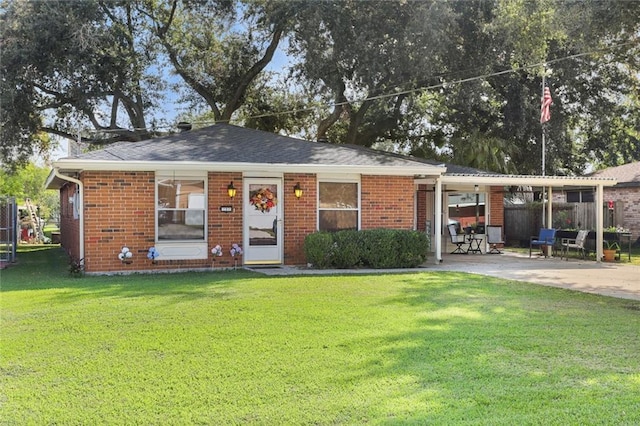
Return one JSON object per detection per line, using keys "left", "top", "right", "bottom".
{"left": 219, "top": 206, "right": 234, "bottom": 213}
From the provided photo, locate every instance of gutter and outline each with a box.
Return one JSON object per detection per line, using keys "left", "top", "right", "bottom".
{"left": 52, "top": 168, "right": 84, "bottom": 266}
{"left": 50, "top": 159, "right": 447, "bottom": 177}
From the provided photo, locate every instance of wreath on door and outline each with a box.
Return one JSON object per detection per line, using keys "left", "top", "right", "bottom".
{"left": 250, "top": 187, "right": 277, "bottom": 213}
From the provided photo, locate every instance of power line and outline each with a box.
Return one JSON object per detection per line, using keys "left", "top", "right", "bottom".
{"left": 244, "top": 40, "right": 636, "bottom": 120}
{"left": 84, "top": 40, "right": 637, "bottom": 133}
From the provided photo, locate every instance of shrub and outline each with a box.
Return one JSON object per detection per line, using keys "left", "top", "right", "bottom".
{"left": 303, "top": 232, "right": 334, "bottom": 269}
{"left": 359, "top": 228, "right": 399, "bottom": 269}
{"left": 304, "top": 229, "right": 429, "bottom": 269}
{"left": 331, "top": 230, "right": 362, "bottom": 268}
{"left": 395, "top": 230, "right": 430, "bottom": 267}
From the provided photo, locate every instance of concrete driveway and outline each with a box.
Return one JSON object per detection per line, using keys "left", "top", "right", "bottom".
{"left": 428, "top": 251, "right": 640, "bottom": 301}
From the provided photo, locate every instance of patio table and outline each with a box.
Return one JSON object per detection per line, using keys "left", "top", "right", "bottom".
{"left": 467, "top": 234, "right": 483, "bottom": 254}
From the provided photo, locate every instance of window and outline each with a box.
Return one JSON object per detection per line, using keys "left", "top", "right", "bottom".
{"left": 566, "top": 190, "right": 594, "bottom": 203}
{"left": 448, "top": 192, "right": 485, "bottom": 233}
{"left": 156, "top": 176, "right": 206, "bottom": 241}
{"left": 318, "top": 181, "right": 359, "bottom": 231}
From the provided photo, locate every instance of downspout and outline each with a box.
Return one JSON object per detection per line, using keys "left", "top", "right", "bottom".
{"left": 53, "top": 168, "right": 84, "bottom": 265}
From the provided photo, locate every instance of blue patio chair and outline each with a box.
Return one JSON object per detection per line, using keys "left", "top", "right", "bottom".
{"left": 529, "top": 228, "right": 556, "bottom": 258}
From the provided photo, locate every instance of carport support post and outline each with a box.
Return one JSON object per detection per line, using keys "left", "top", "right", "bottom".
{"left": 596, "top": 184, "right": 604, "bottom": 263}
{"left": 546, "top": 186, "right": 553, "bottom": 256}
{"left": 434, "top": 178, "right": 443, "bottom": 264}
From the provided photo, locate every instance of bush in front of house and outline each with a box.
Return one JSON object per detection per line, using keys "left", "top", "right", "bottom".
{"left": 304, "top": 229, "right": 429, "bottom": 269}
{"left": 304, "top": 231, "right": 335, "bottom": 269}
{"left": 330, "top": 230, "right": 363, "bottom": 268}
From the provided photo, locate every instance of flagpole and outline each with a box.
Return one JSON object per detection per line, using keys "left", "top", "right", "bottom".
{"left": 541, "top": 73, "right": 546, "bottom": 227}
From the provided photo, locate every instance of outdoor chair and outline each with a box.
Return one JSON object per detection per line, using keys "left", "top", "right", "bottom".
{"left": 529, "top": 228, "right": 556, "bottom": 258}
{"left": 560, "top": 229, "right": 588, "bottom": 260}
{"left": 447, "top": 224, "right": 468, "bottom": 254}
{"left": 486, "top": 225, "right": 505, "bottom": 254}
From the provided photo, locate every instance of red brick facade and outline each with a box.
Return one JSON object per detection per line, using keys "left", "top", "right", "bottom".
{"left": 361, "top": 175, "right": 415, "bottom": 230}
{"left": 488, "top": 186, "right": 504, "bottom": 226}
{"left": 283, "top": 173, "right": 317, "bottom": 265}
{"left": 83, "top": 171, "right": 156, "bottom": 273}
{"left": 62, "top": 170, "right": 506, "bottom": 273}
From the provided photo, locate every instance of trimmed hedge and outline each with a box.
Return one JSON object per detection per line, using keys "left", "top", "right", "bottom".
{"left": 304, "top": 229, "right": 429, "bottom": 269}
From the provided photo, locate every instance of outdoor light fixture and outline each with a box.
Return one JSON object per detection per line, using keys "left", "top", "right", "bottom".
{"left": 293, "top": 182, "right": 303, "bottom": 199}
{"left": 227, "top": 181, "right": 237, "bottom": 199}
{"left": 474, "top": 184, "right": 479, "bottom": 193}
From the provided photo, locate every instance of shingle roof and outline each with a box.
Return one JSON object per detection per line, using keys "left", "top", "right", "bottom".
{"left": 588, "top": 161, "right": 640, "bottom": 187}
{"left": 70, "top": 123, "right": 443, "bottom": 170}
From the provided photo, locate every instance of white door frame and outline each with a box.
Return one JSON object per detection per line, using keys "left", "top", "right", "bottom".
{"left": 243, "top": 177, "right": 283, "bottom": 265}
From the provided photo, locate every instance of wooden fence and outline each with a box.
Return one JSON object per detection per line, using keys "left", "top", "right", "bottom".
{"left": 504, "top": 202, "right": 624, "bottom": 246}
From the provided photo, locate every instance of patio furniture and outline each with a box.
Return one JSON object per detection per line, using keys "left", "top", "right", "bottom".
{"left": 560, "top": 229, "right": 588, "bottom": 260}
{"left": 486, "top": 225, "right": 504, "bottom": 254}
{"left": 529, "top": 228, "right": 556, "bottom": 258}
{"left": 447, "top": 224, "right": 468, "bottom": 254}
{"left": 467, "top": 233, "right": 483, "bottom": 254}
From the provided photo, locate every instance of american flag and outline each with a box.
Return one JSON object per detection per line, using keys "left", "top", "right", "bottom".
{"left": 540, "top": 86, "right": 552, "bottom": 124}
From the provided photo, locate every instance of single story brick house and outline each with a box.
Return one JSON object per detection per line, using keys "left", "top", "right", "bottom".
{"left": 46, "top": 124, "right": 617, "bottom": 274}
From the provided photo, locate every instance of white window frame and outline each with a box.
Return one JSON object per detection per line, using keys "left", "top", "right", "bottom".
{"left": 317, "top": 175, "right": 361, "bottom": 231}
{"left": 154, "top": 171, "right": 208, "bottom": 260}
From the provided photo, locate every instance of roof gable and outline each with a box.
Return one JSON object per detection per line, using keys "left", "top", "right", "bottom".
{"left": 589, "top": 161, "right": 640, "bottom": 186}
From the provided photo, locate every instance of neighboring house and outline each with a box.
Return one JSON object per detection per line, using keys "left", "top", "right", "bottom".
{"left": 46, "top": 124, "right": 617, "bottom": 274}
{"left": 590, "top": 162, "right": 640, "bottom": 241}
{"left": 552, "top": 161, "right": 639, "bottom": 242}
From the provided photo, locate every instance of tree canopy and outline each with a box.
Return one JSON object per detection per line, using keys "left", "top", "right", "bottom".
{"left": 1, "top": 0, "right": 638, "bottom": 174}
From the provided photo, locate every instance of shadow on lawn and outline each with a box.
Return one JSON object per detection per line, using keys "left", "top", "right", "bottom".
{"left": 333, "top": 274, "right": 640, "bottom": 423}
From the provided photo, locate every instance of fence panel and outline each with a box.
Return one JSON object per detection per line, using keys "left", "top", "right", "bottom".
{"left": 505, "top": 202, "right": 625, "bottom": 246}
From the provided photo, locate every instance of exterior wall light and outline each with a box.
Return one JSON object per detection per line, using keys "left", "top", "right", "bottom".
{"left": 293, "top": 183, "right": 303, "bottom": 199}
{"left": 227, "top": 181, "right": 237, "bottom": 199}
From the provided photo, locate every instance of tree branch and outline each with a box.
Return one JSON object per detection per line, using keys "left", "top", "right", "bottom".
{"left": 222, "top": 25, "right": 284, "bottom": 120}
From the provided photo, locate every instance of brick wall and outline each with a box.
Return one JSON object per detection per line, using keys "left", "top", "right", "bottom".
{"left": 489, "top": 186, "right": 504, "bottom": 227}
{"left": 82, "top": 171, "right": 251, "bottom": 273}
{"left": 361, "top": 175, "right": 414, "bottom": 230}
{"left": 416, "top": 184, "right": 428, "bottom": 232}
{"left": 75, "top": 171, "right": 423, "bottom": 272}
{"left": 82, "top": 171, "right": 156, "bottom": 273}
{"left": 605, "top": 186, "right": 640, "bottom": 241}
{"left": 284, "top": 173, "right": 317, "bottom": 265}
{"left": 208, "top": 172, "right": 243, "bottom": 268}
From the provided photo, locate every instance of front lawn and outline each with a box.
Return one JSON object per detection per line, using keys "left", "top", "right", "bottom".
{"left": 2, "top": 246, "right": 639, "bottom": 424}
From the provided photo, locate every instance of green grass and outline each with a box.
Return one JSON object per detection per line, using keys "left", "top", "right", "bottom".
{"left": 2, "top": 246, "right": 640, "bottom": 425}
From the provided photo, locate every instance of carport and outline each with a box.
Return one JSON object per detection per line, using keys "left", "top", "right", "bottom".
{"left": 427, "top": 173, "right": 618, "bottom": 264}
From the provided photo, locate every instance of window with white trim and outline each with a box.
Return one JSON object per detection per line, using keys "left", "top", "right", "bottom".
{"left": 156, "top": 175, "right": 206, "bottom": 241}
{"left": 318, "top": 181, "right": 359, "bottom": 231}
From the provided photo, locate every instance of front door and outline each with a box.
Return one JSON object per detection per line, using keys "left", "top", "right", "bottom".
{"left": 243, "top": 178, "right": 283, "bottom": 265}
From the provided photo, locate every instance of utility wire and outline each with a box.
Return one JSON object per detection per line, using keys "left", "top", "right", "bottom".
{"left": 83, "top": 40, "right": 637, "bottom": 133}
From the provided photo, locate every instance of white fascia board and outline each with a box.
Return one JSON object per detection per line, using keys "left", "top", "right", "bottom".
{"left": 52, "top": 160, "right": 446, "bottom": 177}
{"left": 440, "top": 174, "right": 617, "bottom": 187}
